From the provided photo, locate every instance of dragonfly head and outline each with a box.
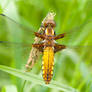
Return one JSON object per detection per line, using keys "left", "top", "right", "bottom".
{"left": 43, "top": 20, "right": 56, "bottom": 28}
{"left": 43, "top": 20, "right": 56, "bottom": 36}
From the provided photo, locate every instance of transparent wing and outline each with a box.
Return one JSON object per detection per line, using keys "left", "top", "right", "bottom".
{"left": 0, "top": 41, "right": 32, "bottom": 49}
{"left": 56, "top": 19, "right": 92, "bottom": 47}
{"left": 55, "top": 19, "right": 92, "bottom": 63}
{"left": 0, "top": 14, "right": 38, "bottom": 64}
{"left": 0, "top": 14, "right": 36, "bottom": 44}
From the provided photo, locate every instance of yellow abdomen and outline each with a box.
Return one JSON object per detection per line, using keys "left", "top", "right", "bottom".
{"left": 42, "top": 47, "right": 54, "bottom": 84}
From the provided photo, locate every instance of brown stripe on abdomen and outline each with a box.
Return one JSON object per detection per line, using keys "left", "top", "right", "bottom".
{"left": 42, "top": 47, "right": 54, "bottom": 84}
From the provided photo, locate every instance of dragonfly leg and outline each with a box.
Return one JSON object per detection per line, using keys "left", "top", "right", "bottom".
{"left": 54, "top": 33, "right": 65, "bottom": 40}
{"left": 54, "top": 44, "right": 66, "bottom": 53}
{"left": 32, "top": 43, "right": 44, "bottom": 52}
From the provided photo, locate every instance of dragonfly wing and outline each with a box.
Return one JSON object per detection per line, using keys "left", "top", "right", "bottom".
{"left": 56, "top": 19, "right": 92, "bottom": 64}
{"left": 57, "top": 19, "right": 92, "bottom": 46}
{"left": 0, "top": 41, "right": 32, "bottom": 48}
{"left": 58, "top": 45, "right": 92, "bottom": 65}
{"left": 0, "top": 41, "right": 32, "bottom": 59}
{"left": 0, "top": 14, "right": 37, "bottom": 65}
{"left": 0, "top": 14, "right": 36, "bottom": 44}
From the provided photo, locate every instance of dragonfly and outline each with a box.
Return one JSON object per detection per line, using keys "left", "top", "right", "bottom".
{"left": 0, "top": 12, "right": 92, "bottom": 84}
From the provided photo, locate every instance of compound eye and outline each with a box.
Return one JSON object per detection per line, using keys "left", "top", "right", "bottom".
{"left": 51, "top": 23, "right": 54, "bottom": 27}
{"left": 51, "top": 23, "right": 56, "bottom": 28}
{"left": 44, "top": 23, "right": 48, "bottom": 27}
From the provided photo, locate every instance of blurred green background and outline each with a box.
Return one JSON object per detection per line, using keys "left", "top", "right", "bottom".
{"left": 0, "top": 0, "right": 92, "bottom": 92}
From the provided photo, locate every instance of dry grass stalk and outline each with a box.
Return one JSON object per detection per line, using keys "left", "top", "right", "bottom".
{"left": 25, "top": 12, "right": 56, "bottom": 71}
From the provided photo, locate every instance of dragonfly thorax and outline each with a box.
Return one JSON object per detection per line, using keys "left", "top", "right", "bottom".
{"left": 45, "top": 27, "right": 55, "bottom": 36}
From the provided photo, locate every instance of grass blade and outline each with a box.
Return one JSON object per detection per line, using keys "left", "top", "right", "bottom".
{"left": 0, "top": 65, "right": 78, "bottom": 92}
